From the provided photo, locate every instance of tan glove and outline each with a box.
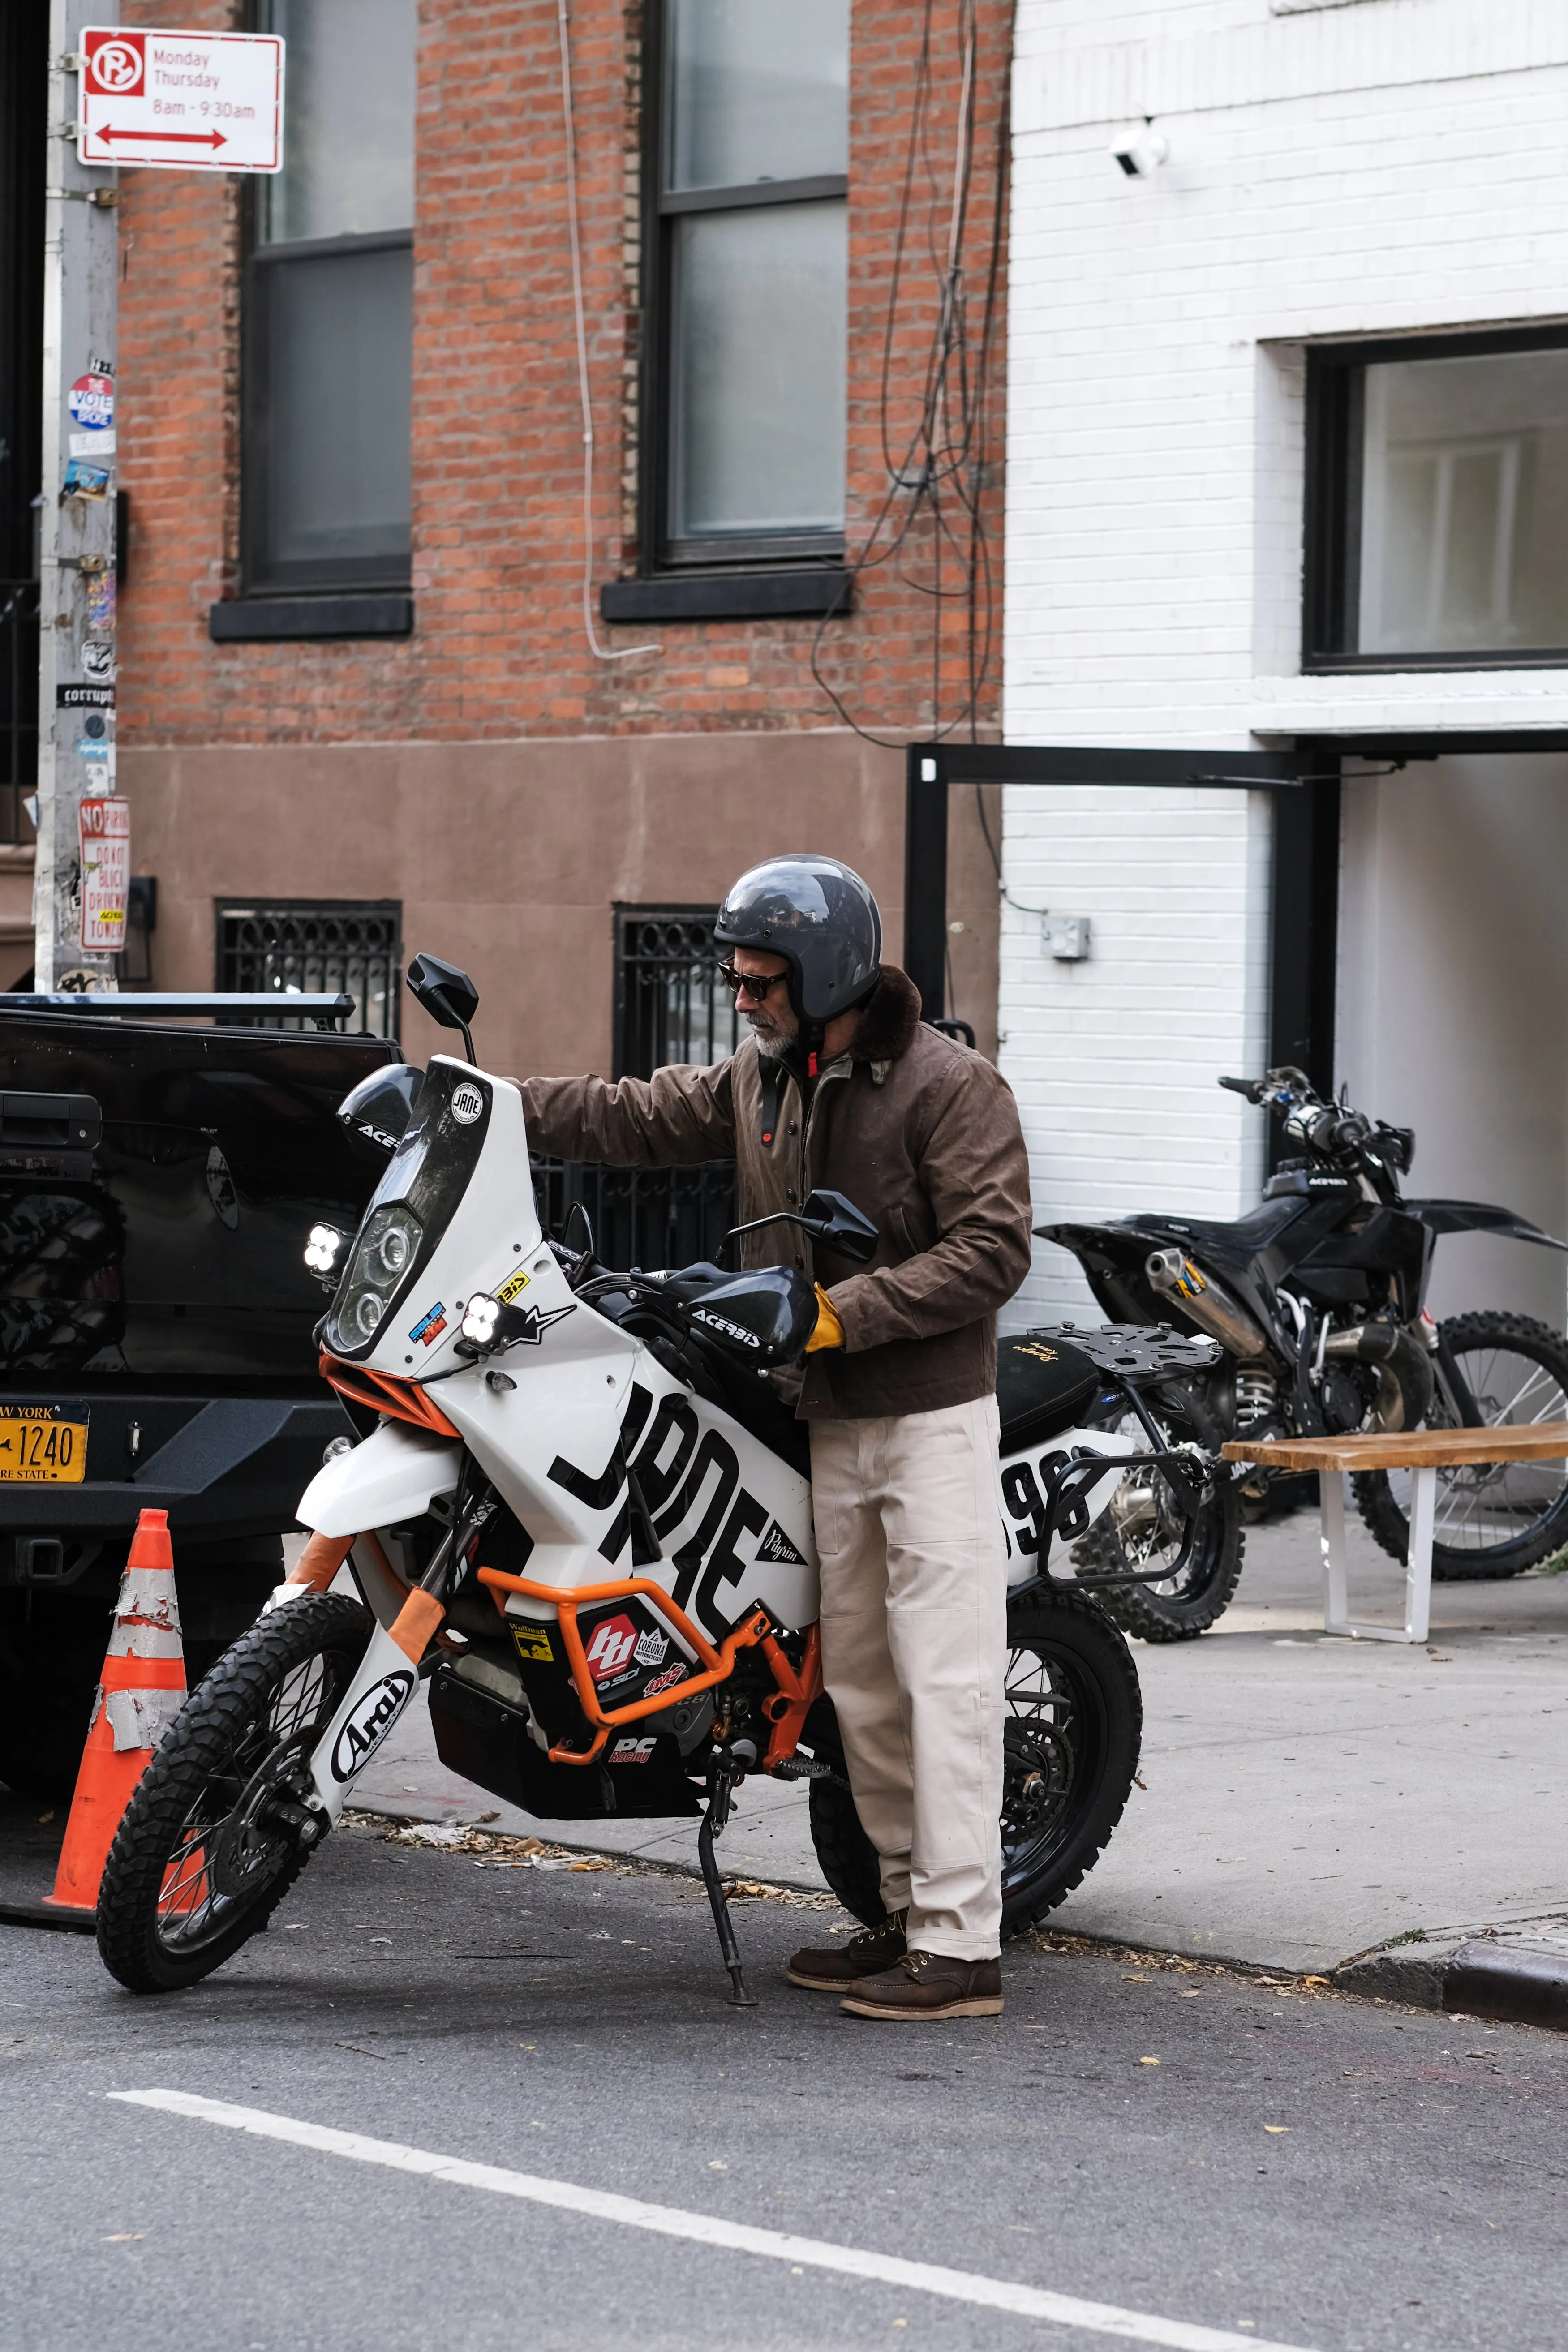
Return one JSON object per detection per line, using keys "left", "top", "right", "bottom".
{"left": 805, "top": 1284, "right": 845, "bottom": 1353}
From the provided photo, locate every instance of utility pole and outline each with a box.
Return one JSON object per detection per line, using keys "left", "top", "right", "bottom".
{"left": 35, "top": 0, "right": 120, "bottom": 992}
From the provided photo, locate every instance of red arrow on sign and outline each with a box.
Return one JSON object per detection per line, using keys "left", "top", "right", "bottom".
{"left": 94, "top": 124, "right": 228, "bottom": 149}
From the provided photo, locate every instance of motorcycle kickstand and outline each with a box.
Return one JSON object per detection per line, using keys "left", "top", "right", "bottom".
{"left": 698, "top": 1768, "right": 757, "bottom": 2009}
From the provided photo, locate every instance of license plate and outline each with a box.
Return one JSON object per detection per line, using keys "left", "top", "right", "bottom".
{"left": 0, "top": 1408, "right": 89, "bottom": 1483}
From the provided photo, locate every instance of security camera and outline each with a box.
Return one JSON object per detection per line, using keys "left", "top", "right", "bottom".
{"left": 1112, "top": 126, "right": 1168, "bottom": 178}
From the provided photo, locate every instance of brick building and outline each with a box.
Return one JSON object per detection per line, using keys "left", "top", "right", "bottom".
{"left": 999, "top": 0, "right": 1568, "bottom": 1331}
{"left": 7, "top": 0, "right": 1014, "bottom": 1080}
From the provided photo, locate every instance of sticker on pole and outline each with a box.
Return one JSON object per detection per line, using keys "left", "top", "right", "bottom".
{"left": 79, "top": 797, "right": 131, "bottom": 953}
{"left": 78, "top": 28, "right": 284, "bottom": 174}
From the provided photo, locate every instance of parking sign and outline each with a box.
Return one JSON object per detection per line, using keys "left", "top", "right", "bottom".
{"left": 77, "top": 27, "right": 284, "bottom": 174}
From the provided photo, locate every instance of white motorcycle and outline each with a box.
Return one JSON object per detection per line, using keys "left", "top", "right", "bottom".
{"left": 96, "top": 955, "right": 1224, "bottom": 2003}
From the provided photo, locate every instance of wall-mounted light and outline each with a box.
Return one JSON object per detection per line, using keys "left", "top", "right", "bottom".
{"left": 1112, "top": 124, "right": 1168, "bottom": 178}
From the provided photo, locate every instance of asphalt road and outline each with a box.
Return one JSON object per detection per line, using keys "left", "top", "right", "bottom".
{"left": 1, "top": 1817, "right": 1564, "bottom": 2352}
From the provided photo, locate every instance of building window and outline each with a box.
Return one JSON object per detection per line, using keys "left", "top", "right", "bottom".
{"left": 644, "top": 0, "right": 848, "bottom": 569}
{"left": 1306, "top": 329, "right": 1568, "bottom": 669}
{"left": 614, "top": 907, "right": 742, "bottom": 1078}
{"left": 217, "top": 900, "right": 403, "bottom": 1038}
{"left": 242, "top": 0, "right": 416, "bottom": 595}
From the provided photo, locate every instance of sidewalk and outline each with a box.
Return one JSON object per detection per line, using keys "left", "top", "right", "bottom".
{"left": 354, "top": 1497, "right": 1568, "bottom": 1986}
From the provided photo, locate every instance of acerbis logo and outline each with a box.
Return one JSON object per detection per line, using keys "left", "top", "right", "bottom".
{"left": 330, "top": 1670, "right": 416, "bottom": 1782}
{"left": 450, "top": 1082, "right": 485, "bottom": 1126}
{"left": 693, "top": 1309, "right": 760, "bottom": 1348}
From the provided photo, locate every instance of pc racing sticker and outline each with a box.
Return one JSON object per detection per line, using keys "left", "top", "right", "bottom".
{"left": 330, "top": 1668, "right": 417, "bottom": 1781}
{"left": 408, "top": 1301, "right": 447, "bottom": 1348}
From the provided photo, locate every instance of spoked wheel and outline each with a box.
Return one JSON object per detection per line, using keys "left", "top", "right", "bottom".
{"left": 96, "top": 1594, "right": 372, "bottom": 1993}
{"left": 1353, "top": 1312, "right": 1568, "bottom": 1580}
{"left": 806, "top": 1586, "right": 1142, "bottom": 1939}
{"left": 1070, "top": 1386, "right": 1244, "bottom": 1641}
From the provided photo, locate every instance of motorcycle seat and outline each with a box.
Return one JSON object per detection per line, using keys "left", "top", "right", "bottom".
{"left": 996, "top": 1334, "right": 1103, "bottom": 1455}
{"left": 1143, "top": 1197, "right": 1305, "bottom": 1253}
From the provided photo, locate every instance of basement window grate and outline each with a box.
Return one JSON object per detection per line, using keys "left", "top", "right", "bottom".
{"left": 215, "top": 899, "right": 402, "bottom": 1037}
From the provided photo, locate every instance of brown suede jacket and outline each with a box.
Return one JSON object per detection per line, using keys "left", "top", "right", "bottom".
{"left": 517, "top": 964, "right": 1034, "bottom": 1420}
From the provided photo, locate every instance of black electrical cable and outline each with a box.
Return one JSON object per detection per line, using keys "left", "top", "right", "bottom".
{"left": 810, "top": 0, "right": 1013, "bottom": 751}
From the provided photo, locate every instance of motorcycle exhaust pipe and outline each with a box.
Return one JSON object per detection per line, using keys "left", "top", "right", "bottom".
{"left": 1322, "top": 1322, "right": 1435, "bottom": 1431}
{"left": 1144, "top": 1248, "right": 1272, "bottom": 1360}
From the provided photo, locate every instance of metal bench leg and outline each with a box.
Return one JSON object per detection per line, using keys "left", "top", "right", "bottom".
{"left": 1320, "top": 1469, "right": 1350, "bottom": 1634}
{"left": 1404, "top": 1464, "right": 1435, "bottom": 1644}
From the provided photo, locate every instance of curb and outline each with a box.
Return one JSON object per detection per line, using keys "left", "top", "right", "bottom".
{"left": 1335, "top": 1938, "right": 1568, "bottom": 2029}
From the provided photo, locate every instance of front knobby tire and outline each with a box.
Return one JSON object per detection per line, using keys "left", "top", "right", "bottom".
{"left": 96, "top": 1593, "right": 373, "bottom": 1994}
{"left": 1353, "top": 1312, "right": 1568, "bottom": 1581}
{"left": 807, "top": 1584, "right": 1142, "bottom": 1940}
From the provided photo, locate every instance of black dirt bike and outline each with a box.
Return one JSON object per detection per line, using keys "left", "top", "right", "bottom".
{"left": 1040, "top": 1064, "right": 1568, "bottom": 1633}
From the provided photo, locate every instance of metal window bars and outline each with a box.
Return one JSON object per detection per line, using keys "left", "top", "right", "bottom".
{"left": 613, "top": 905, "right": 743, "bottom": 1080}
{"left": 216, "top": 901, "right": 402, "bottom": 1037}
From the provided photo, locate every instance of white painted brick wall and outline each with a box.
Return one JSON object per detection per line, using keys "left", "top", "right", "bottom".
{"left": 1000, "top": 0, "right": 1568, "bottom": 1326}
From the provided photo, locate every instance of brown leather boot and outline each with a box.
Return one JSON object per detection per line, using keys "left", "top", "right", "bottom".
{"left": 839, "top": 1949, "right": 1003, "bottom": 2020}
{"left": 786, "top": 1909, "right": 908, "bottom": 1991}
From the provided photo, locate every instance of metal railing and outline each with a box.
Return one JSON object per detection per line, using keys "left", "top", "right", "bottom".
{"left": 0, "top": 579, "right": 39, "bottom": 846}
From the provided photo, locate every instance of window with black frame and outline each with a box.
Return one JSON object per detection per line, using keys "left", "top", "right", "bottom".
{"left": 1306, "top": 329, "right": 1568, "bottom": 669}
{"left": 241, "top": 0, "right": 415, "bottom": 604}
{"left": 645, "top": 0, "right": 849, "bottom": 570}
{"left": 217, "top": 900, "right": 402, "bottom": 1038}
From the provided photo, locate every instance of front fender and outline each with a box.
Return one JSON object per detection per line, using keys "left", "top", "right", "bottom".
{"left": 296, "top": 1418, "right": 462, "bottom": 1537}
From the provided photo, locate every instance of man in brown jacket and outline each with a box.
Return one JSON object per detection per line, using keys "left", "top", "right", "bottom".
{"left": 520, "top": 854, "right": 1033, "bottom": 2019}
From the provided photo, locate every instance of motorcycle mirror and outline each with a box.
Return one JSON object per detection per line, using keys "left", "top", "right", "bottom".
{"left": 336, "top": 1062, "right": 422, "bottom": 1153}
{"left": 795, "top": 1188, "right": 880, "bottom": 1265}
{"left": 718, "top": 1188, "right": 880, "bottom": 1270}
{"left": 406, "top": 952, "right": 480, "bottom": 1065}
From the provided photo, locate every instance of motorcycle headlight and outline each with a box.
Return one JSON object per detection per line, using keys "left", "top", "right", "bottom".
{"left": 328, "top": 1203, "right": 424, "bottom": 1354}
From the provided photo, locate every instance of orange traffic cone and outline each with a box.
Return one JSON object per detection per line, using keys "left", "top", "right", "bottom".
{"left": 45, "top": 1509, "right": 187, "bottom": 1918}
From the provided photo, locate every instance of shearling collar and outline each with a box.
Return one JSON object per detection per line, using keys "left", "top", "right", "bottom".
{"left": 847, "top": 963, "right": 922, "bottom": 1073}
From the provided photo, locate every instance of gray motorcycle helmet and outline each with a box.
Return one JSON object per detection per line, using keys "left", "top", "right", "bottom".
{"left": 714, "top": 854, "right": 882, "bottom": 1025}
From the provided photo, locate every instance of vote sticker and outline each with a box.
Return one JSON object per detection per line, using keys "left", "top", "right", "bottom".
{"left": 69, "top": 374, "right": 114, "bottom": 430}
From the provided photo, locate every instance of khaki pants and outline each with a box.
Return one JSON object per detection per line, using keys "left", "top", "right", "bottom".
{"left": 809, "top": 1396, "right": 1007, "bottom": 1961}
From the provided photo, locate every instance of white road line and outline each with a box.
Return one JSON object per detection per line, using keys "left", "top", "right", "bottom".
{"left": 110, "top": 2088, "right": 1319, "bottom": 2352}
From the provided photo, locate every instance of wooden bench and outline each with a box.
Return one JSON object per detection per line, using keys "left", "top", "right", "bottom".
{"left": 1220, "top": 1423, "right": 1568, "bottom": 1644}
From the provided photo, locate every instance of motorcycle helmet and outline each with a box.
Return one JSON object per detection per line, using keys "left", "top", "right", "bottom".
{"left": 714, "top": 854, "right": 882, "bottom": 1026}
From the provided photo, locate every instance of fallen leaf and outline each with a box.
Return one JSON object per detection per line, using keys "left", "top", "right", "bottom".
{"left": 1303, "top": 1975, "right": 1330, "bottom": 1987}
{"left": 102, "top": 2234, "right": 144, "bottom": 2243}
{"left": 709, "top": 2160, "right": 728, "bottom": 2172}
{"left": 478, "top": 1811, "right": 500, "bottom": 1822}
{"left": 1139, "top": 2056, "right": 1160, "bottom": 2066}
{"left": 1263, "top": 2125, "right": 1289, "bottom": 2134}
{"left": 1122, "top": 1973, "right": 1148, "bottom": 1983}
{"left": 369, "top": 1936, "right": 391, "bottom": 1945}
{"left": 37, "top": 1810, "right": 54, "bottom": 1825}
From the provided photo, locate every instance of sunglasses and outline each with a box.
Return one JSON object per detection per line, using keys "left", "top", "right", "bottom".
{"left": 717, "top": 963, "right": 788, "bottom": 1004}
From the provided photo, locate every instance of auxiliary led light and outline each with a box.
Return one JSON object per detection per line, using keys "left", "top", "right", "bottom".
{"left": 304, "top": 1223, "right": 344, "bottom": 1275}
{"left": 461, "top": 1295, "right": 501, "bottom": 1347}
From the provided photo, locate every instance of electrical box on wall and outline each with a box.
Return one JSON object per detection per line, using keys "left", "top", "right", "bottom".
{"left": 1041, "top": 914, "right": 1091, "bottom": 961}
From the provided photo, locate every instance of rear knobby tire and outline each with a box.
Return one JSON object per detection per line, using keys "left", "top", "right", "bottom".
{"left": 1353, "top": 1312, "right": 1568, "bottom": 1581}
{"left": 96, "top": 1593, "right": 373, "bottom": 1994}
{"left": 807, "top": 1584, "right": 1142, "bottom": 1940}
{"left": 1072, "top": 1385, "right": 1244, "bottom": 1641}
